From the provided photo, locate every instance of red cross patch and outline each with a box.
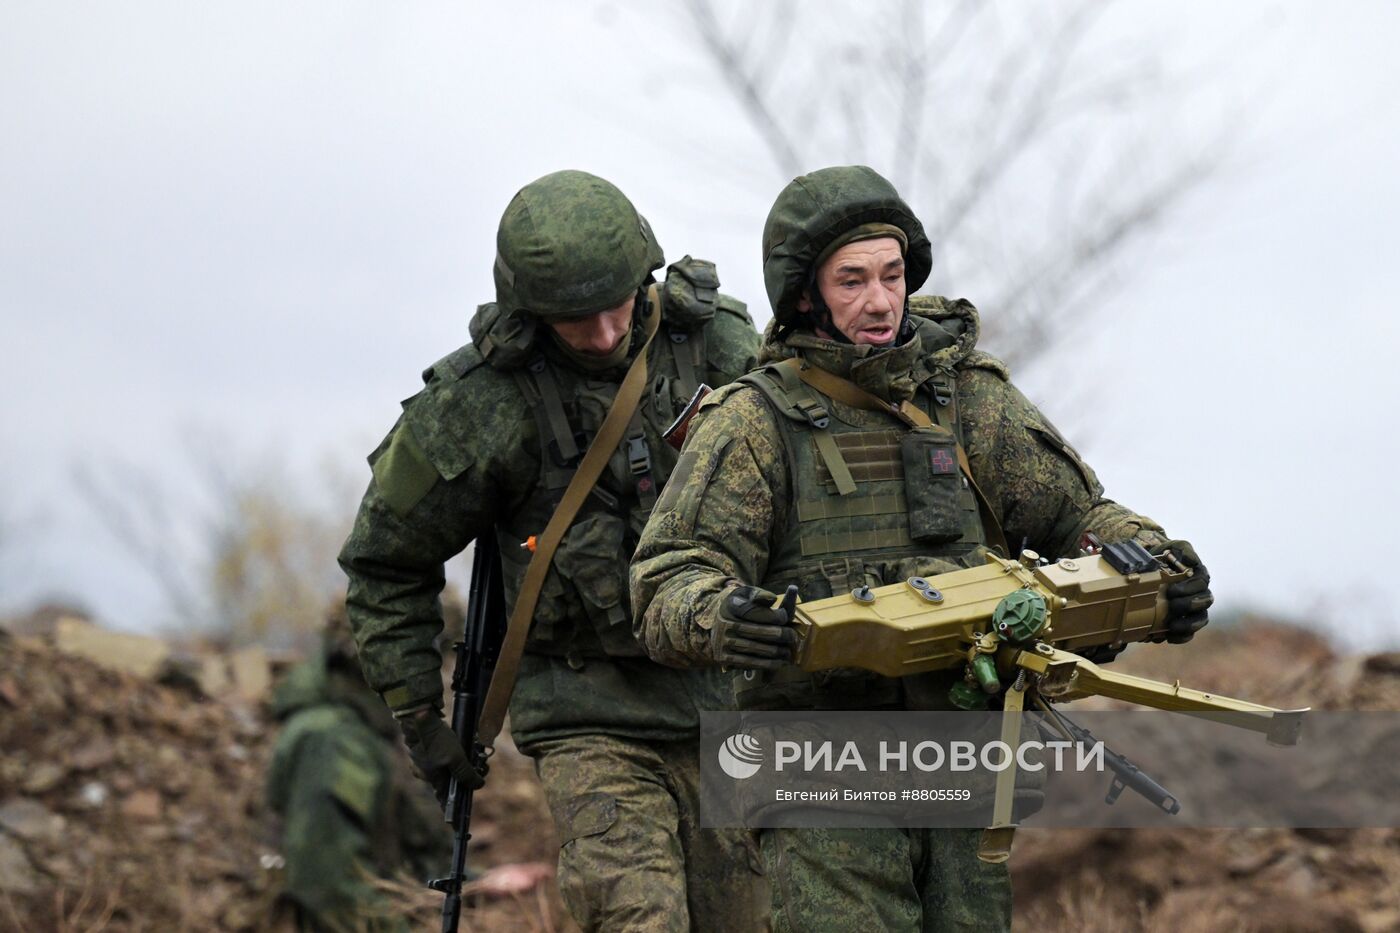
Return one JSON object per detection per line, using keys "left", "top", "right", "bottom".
{"left": 929, "top": 449, "right": 957, "bottom": 474}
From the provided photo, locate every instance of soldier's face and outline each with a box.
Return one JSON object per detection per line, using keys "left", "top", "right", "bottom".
{"left": 800, "top": 237, "right": 907, "bottom": 346}
{"left": 546, "top": 294, "right": 636, "bottom": 355}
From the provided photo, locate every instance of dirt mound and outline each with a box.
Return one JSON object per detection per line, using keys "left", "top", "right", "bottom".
{"left": 0, "top": 629, "right": 569, "bottom": 931}
{"left": 0, "top": 631, "right": 273, "bottom": 929}
{"left": 1011, "top": 621, "right": 1400, "bottom": 932}
{"left": 2, "top": 618, "right": 1397, "bottom": 931}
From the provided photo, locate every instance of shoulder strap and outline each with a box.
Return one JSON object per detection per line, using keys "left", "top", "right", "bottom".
{"left": 742, "top": 362, "right": 856, "bottom": 496}
{"left": 513, "top": 361, "right": 578, "bottom": 493}
{"left": 477, "top": 286, "right": 663, "bottom": 745}
{"left": 528, "top": 360, "right": 580, "bottom": 463}
{"left": 774, "top": 359, "right": 1010, "bottom": 555}
{"left": 920, "top": 370, "right": 1007, "bottom": 556}
{"left": 667, "top": 327, "right": 703, "bottom": 398}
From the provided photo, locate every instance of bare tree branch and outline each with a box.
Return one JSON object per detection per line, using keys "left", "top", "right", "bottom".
{"left": 985, "top": 148, "right": 1219, "bottom": 369}
{"left": 891, "top": 0, "right": 927, "bottom": 195}
{"left": 928, "top": 0, "right": 1106, "bottom": 269}
{"left": 892, "top": 0, "right": 986, "bottom": 198}
{"left": 684, "top": 0, "right": 804, "bottom": 177}
{"left": 72, "top": 441, "right": 353, "bottom": 646}
{"left": 73, "top": 462, "right": 207, "bottom": 624}
{"left": 839, "top": 72, "right": 870, "bottom": 165}
{"left": 673, "top": 0, "right": 1253, "bottom": 388}
{"left": 922, "top": 0, "right": 985, "bottom": 67}
{"left": 748, "top": 0, "right": 796, "bottom": 95}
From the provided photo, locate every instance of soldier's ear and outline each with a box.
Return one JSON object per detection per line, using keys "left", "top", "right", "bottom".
{"left": 796, "top": 290, "right": 813, "bottom": 314}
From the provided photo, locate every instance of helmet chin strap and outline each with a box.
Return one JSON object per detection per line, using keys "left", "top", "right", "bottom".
{"left": 895, "top": 305, "right": 915, "bottom": 344}
{"left": 805, "top": 268, "right": 852, "bottom": 345}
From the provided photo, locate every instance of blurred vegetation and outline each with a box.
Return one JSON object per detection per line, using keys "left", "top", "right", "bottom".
{"left": 73, "top": 436, "right": 357, "bottom": 651}
{"left": 204, "top": 473, "right": 351, "bottom": 649}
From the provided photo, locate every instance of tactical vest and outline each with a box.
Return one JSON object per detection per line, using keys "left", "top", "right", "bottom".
{"left": 734, "top": 348, "right": 991, "bottom": 710}
{"left": 472, "top": 259, "right": 723, "bottom": 660}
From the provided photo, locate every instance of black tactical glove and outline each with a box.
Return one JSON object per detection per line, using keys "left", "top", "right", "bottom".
{"left": 1079, "top": 643, "right": 1128, "bottom": 665}
{"left": 1150, "top": 539, "right": 1213, "bottom": 644}
{"left": 711, "top": 585, "right": 799, "bottom": 670}
{"left": 396, "top": 708, "right": 487, "bottom": 807}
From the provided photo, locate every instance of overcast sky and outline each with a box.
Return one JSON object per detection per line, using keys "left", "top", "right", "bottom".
{"left": 2, "top": 2, "right": 1397, "bottom": 646}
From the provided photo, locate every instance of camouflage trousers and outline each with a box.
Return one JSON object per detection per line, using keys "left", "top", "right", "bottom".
{"left": 528, "top": 733, "right": 769, "bottom": 932}
{"left": 760, "top": 827, "right": 1010, "bottom": 933}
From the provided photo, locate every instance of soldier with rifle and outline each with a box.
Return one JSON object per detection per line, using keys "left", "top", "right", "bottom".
{"left": 339, "top": 170, "right": 768, "bottom": 931}
{"left": 629, "top": 164, "right": 1215, "bottom": 931}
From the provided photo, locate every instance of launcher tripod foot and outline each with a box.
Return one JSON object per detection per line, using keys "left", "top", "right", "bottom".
{"left": 977, "top": 826, "right": 1016, "bottom": 864}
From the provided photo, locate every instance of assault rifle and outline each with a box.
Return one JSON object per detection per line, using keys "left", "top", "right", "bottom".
{"left": 787, "top": 540, "right": 1308, "bottom": 859}
{"left": 1036, "top": 700, "right": 1181, "bottom": 815}
{"left": 428, "top": 537, "right": 507, "bottom": 933}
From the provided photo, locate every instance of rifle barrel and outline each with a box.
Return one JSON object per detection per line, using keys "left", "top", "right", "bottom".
{"left": 433, "top": 538, "right": 504, "bottom": 932}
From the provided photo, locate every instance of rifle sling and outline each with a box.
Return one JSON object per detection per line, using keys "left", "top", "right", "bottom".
{"left": 476, "top": 286, "right": 662, "bottom": 745}
{"left": 777, "top": 358, "right": 1010, "bottom": 556}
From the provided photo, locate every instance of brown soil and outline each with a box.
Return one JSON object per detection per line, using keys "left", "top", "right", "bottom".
{"left": 0, "top": 628, "right": 570, "bottom": 932}
{"left": 1, "top": 619, "right": 1397, "bottom": 931}
{"left": 1012, "top": 621, "right": 1400, "bottom": 933}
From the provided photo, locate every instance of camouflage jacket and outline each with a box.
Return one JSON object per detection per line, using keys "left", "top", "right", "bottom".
{"left": 339, "top": 261, "right": 760, "bottom": 747}
{"left": 629, "top": 297, "right": 1169, "bottom": 707}
{"left": 267, "top": 660, "right": 448, "bottom": 931}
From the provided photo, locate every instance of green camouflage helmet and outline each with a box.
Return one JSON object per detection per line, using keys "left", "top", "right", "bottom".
{"left": 761, "top": 165, "right": 933, "bottom": 325}
{"left": 494, "top": 170, "right": 665, "bottom": 319}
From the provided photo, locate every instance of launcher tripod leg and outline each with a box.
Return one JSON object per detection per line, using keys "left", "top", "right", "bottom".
{"left": 978, "top": 677, "right": 1028, "bottom": 863}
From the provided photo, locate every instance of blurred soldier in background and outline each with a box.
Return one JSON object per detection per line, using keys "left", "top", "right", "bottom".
{"left": 339, "top": 170, "right": 768, "bottom": 930}
{"left": 631, "top": 164, "right": 1214, "bottom": 932}
{"left": 266, "top": 608, "right": 450, "bottom": 932}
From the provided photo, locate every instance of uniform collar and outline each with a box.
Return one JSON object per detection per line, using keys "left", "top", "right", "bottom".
{"left": 765, "top": 316, "right": 957, "bottom": 404}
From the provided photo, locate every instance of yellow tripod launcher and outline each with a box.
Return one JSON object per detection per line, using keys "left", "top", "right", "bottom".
{"left": 788, "top": 542, "right": 1309, "bottom": 861}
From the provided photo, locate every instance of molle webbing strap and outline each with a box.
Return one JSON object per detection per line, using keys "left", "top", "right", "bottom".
{"left": 691, "top": 328, "right": 706, "bottom": 387}
{"left": 923, "top": 370, "right": 961, "bottom": 451}
{"left": 513, "top": 367, "right": 572, "bottom": 492}
{"left": 669, "top": 329, "right": 700, "bottom": 396}
{"left": 775, "top": 358, "right": 1010, "bottom": 556}
{"left": 476, "top": 286, "right": 662, "bottom": 745}
{"left": 768, "top": 361, "right": 855, "bottom": 496}
{"left": 532, "top": 363, "right": 579, "bottom": 463}
{"left": 813, "top": 431, "right": 856, "bottom": 496}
